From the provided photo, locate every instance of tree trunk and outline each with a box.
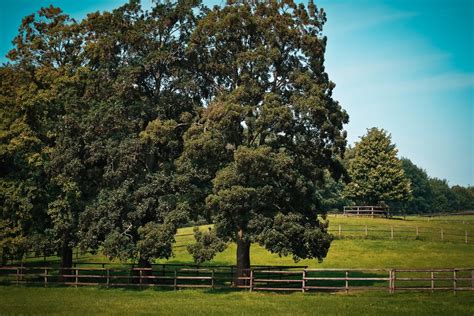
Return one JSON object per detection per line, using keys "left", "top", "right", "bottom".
{"left": 59, "top": 241, "right": 73, "bottom": 282}
{"left": 235, "top": 228, "right": 250, "bottom": 286}
{"left": 133, "top": 257, "right": 152, "bottom": 284}
{"left": 1, "top": 247, "right": 7, "bottom": 266}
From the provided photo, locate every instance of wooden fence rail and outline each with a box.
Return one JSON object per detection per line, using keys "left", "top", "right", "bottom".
{"left": 1, "top": 266, "right": 472, "bottom": 293}
{"left": 329, "top": 224, "right": 472, "bottom": 243}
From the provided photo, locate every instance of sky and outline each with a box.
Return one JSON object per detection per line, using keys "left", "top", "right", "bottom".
{"left": 0, "top": 0, "right": 473, "bottom": 186}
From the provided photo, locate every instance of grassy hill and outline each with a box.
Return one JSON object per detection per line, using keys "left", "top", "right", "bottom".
{"left": 30, "top": 214, "right": 470, "bottom": 269}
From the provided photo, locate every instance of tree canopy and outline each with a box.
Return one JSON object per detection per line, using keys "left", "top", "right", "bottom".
{"left": 0, "top": 0, "right": 348, "bottom": 274}
{"left": 344, "top": 128, "right": 410, "bottom": 206}
{"left": 179, "top": 0, "right": 348, "bottom": 276}
{"left": 1, "top": 0, "right": 203, "bottom": 267}
{"left": 399, "top": 158, "right": 433, "bottom": 213}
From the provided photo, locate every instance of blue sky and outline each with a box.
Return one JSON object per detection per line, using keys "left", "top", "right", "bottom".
{"left": 0, "top": 0, "right": 473, "bottom": 186}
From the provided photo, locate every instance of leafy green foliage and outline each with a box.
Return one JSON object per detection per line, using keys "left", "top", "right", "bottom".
{"left": 318, "top": 170, "right": 351, "bottom": 212}
{"left": 451, "top": 185, "right": 474, "bottom": 211}
{"left": 74, "top": 1, "right": 202, "bottom": 266}
{"left": 399, "top": 158, "right": 433, "bottom": 213}
{"left": 187, "top": 227, "right": 227, "bottom": 265}
{"left": 181, "top": 0, "right": 348, "bottom": 268}
{"left": 344, "top": 128, "right": 410, "bottom": 205}
{"left": 1, "top": 0, "right": 202, "bottom": 266}
{"left": 428, "top": 178, "right": 456, "bottom": 213}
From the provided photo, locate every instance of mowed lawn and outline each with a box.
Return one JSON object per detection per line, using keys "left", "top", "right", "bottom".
{"left": 1, "top": 286, "right": 473, "bottom": 316}
{"left": 4, "top": 215, "right": 473, "bottom": 315}
{"left": 164, "top": 215, "right": 474, "bottom": 269}
{"left": 58, "top": 215, "right": 473, "bottom": 269}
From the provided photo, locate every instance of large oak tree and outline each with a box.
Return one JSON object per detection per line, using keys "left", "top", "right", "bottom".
{"left": 180, "top": 0, "right": 348, "bottom": 278}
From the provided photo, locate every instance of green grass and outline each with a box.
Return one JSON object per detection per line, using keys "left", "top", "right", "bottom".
{"left": 5, "top": 215, "right": 472, "bottom": 315}
{"left": 22, "top": 215, "right": 474, "bottom": 269}
{"left": 162, "top": 215, "right": 474, "bottom": 268}
{"left": 1, "top": 286, "right": 473, "bottom": 315}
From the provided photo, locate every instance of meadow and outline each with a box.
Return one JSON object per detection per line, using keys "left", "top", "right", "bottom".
{"left": 19, "top": 215, "right": 472, "bottom": 268}
{"left": 2, "top": 215, "right": 473, "bottom": 315}
{"left": 1, "top": 287, "right": 473, "bottom": 315}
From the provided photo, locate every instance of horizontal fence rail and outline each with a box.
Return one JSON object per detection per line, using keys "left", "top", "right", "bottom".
{"left": 328, "top": 224, "right": 473, "bottom": 243}
{"left": 1, "top": 266, "right": 472, "bottom": 293}
{"left": 343, "top": 206, "right": 389, "bottom": 217}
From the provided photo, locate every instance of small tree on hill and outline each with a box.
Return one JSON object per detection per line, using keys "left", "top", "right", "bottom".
{"left": 345, "top": 128, "right": 410, "bottom": 206}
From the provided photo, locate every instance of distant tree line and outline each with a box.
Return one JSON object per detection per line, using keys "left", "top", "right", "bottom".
{"left": 398, "top": 159, "right": 473, "bottom": 214}
{"left": 321, "top": 128, "right": 473, "bottom": 214}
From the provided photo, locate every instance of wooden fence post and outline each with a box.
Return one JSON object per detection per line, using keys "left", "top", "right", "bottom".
{"left": 338, "top": 224, "right": 342, "bottom": 238}
{"left": 365, "top": 225, "right": 368, "bottom": 238}
{"left": 139, "top": 269, "right": 143, "bottom": 289}
{"left": 302, "top": 270, "right": 306, "bottom": 293}
{"left": 471, "top": 269, "right": 474, "bottom": 290}
{"left": 465, "top": 231, "right": 468, "bottom": 244}
{"left": 174, "top": 270, "right": 177, "bottom": 291}
{"left": 44, "top": 268, "right": 48, "bottom": 287}
{"left": 75, "top": 268, "right": 78, "bottom": 287}
{"left": 345, "top": 271, "right": 349, "bottom": 294}
{"left": 211, "top": 269, "right": 214, "bottom": 290}
{"left": 416, "top": 226, "right": 419, "bottom": 238}
{"left": 391, "top": 226, "right": 394, "bottom": 240}
{"left": 106, "top": 269, "right": 110, "bottom": 288}
{"left": 453, "top": 269, "right": 457, "bottom": 294}
{"left": 249, "top": 269, "right": 253, "bottom": 292}
{"left": 16, "top": 268, "right": 19, "bottom": 286}
{"left": 392, "top": 269, "right": 397, "bottom": 293}
{"left": 441, "top": 228, "right": 444, "bottom": 241}
{"left": 431, "top": 271, "right": 435, "bottom": 292}
{"left": 389, "top": 270, "right": 393, "bottom": 293}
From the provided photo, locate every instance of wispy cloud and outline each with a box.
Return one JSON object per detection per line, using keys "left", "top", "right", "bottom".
{"left": 323, "top": 3, "right": 416, "bottom": 33}
{"left": 394, "top": 72, "right": 474, "bottom": 93}
{"left": 319, "top": 0, "right": 473, "bottom": 186}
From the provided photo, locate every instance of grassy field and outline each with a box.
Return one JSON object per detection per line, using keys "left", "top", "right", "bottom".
{"left": 22, "top": 215, "right": 472, "bottom": 267}
{"left": 3, "top": 215, "right": 472, "bottom": 315}
{"left": 162, "top": 215, "right": 474, "bottom": 268}
{"left": 1, "top": 286, "right": 473, "bottom": 315}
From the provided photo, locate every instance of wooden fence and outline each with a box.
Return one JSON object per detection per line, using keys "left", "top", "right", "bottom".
{"left": 1, "top": 266, "right": 472, "bottom": 293}
{"left": 343, "top": 206, "right": 389, "bottom": 217}
{"left": 172, "top": 225, "right": 473, "bottom": 244}
{"left": 328, "top": 224, "right": 472, "bottom": 243}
